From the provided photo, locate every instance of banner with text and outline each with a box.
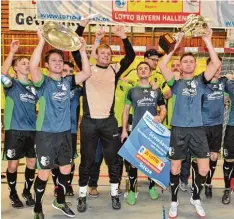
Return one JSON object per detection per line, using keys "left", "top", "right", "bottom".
{"left": 34, "top": 0, "right": 234, "bottom": 28}
{"left": 118, "top": 111, "right": 171, "bottom": 189}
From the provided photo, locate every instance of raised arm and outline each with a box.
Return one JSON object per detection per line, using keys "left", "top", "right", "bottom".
{"left": 29, "top": 28, "right": 45, "bottom": 83}
{"left": 90, "top": 26, "right": 105, "bottom": 59}
{"left": 72, "top": 19, "right": 90, "bottom": 70}
{"left": 112, "top": 26, "right": 136, "bottom": 78}
{"left": 74, "top": 38, "right": 91, "bottom": 84}
{"left": 2, "top": 40, "right": 19, "bottom": 75}
{"left": 203, "top": 29, "right": 222, "bottom": 81}
{"left": 158, "top": 33, "right": 184, "bottom": 82}
{"left": 121, "top": 104, "right": 131, "bottom": 143}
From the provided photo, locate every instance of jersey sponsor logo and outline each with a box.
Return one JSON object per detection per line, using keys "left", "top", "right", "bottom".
{"left": 137, "top": 97, "right": 155, "bottom": 107}
{"left": 20, "top": 93, "right": 36, "bottom": 104}
{"left": 207, "top": 91, "right": 223, "bottom": 100}
{"left": 52, "top": 91, "right": 69, "bottom": 101}
{"left": 7, "top": 149, "right": 16, "bottom": 158}
{"left": 143, "top": 89, "right": 149, "bottom": 93}
{"left": 40, "top": 156, "right": 50, "bottom": 167}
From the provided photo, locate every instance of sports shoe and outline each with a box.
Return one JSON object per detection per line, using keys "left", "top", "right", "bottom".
{"left": 111, "top": 195, "right": 121, "bottom": 210}
{"left": 88, "top": 187, "right": 99, "bottom": 198}
{"left": 54, "top": 186, "right": 58, "bottom": 197}
{"left": 127, "top": 190, "right": 136, "bottom": 205}
{"left": 222, "top": 189, "right": 231, "bottom": 204}
{"left": 77, "top": 196, "right": 87, "bottom": 212}
{"left": 190, "top": 197, "right": 206, "bottom": 218}
{"left": 149, "top": 187, "right": 159, "bottom": 200}
{"left": 33, "top": 212, "right": 44, "bottom": 219}
{"left": 22, "top": 190, "right": 35, "bottom": 206}
{"left": 52, "top": 199, "right": 75, "bottom": 217}
{"left": 179, "top": 182, "right": 188, "bottom": 192}
{"left": 169, "top": 201, "right": 179, "bottom": 218}
{"left": 9, "top": 193, "right": 24, "bottom": 208}
{"left": 205, "top": 185, "right": 212, "bottom": 199}
{"left": 66, "top": 185, "right": 74, "bottom": 196}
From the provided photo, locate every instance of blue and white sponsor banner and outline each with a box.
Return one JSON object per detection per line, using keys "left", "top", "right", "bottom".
{"left": 118, "top": 111, "right": 171, "bottom": 189}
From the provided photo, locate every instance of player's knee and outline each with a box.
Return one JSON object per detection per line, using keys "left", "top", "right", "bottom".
{"left": 198, "top": 166, "right": 210, "bottom": 176}
{"left": 7, "top": 161, "right": 19, "bottom": 172}
{"left": 171, "top": 163, "right": 181, "bottom": 175}
{"left": 210, "top": 152, "right": 218, "bottom": 161}
{"left": 60, "top": 165, "right": 72, "bottom": 175}
{"left": 26, "top": 158, "right": 36, "bottom": 169}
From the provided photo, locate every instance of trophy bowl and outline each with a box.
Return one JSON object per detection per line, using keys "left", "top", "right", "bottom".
{"left": 181, "top": 14, "right": 210, "bottom": 38}
{"left": 42, "top": 21, "right": 82, "bottom": 51}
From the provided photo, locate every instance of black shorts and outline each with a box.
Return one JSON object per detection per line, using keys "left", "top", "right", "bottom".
{"left": 204, "top": 124, "right": 223, "bottom": 153}
{"left": 3, "top": 130, "right": 36, "bottom": 160}
{"left": 168, "top": 126, "right": 210, "bottom": 160}
{"left": 72, "top": 133, "right": 78, "bottom": 159}
{"left": 223, "top": 126, "right": 234, "bottom": 159}
{"left": 35, "top": 131, "right": 72, "bottom": 170}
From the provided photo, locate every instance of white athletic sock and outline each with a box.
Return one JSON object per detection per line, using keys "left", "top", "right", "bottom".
{"left": 79, "top": 185, "right": 87, "bottom": 197}
{"left": 110, "top": 183, "right": 118, "bottom": 196}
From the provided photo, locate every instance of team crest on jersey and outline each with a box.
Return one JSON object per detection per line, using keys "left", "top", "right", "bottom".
{"left": 70, "top": 90, "right": 75, "bottom": 98}
{"left": 7, "top": 149, "right": 16, "bottom": 158}
{"left": 40, "top": 156, "right": 50, "bottom": 167}
{"left": 26, "top": 86, "right": 36, "bottom": 95}
{"left": 219, "top": 83, "right": 223, "bottom": 91}
{"left": 190, "top": 80, "right": 198, "bottom": 88}
{"left": 150, "top": 91, "right": 157, "bottom": 98}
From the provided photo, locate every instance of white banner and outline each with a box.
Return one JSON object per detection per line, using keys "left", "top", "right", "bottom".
{"left": 8, "top": 0, "right": 234, "bottom": 30}
{"left": 35, "top": 0, "right": 234, "bottom": 28}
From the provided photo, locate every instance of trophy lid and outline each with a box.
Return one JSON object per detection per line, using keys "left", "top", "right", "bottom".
{"left": 42, "top": 21, "right": 82, "bottom": 51}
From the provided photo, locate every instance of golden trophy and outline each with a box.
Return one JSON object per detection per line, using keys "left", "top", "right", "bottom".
{"left": 42, "top": 21, "right": 82, "bottom": 51}
{"left": 159, "top": 14, "right": 210, "bottom": 54}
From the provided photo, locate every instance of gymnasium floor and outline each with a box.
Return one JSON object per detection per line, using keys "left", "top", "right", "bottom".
{"left": 1, "top": 155, "right": 234, "bottom": 219}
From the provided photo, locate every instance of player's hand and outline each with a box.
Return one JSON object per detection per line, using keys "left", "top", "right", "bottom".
{"left": 113, "top": 25, "right": 127, "bottom": 39}
{"left": 79, "top": 37, "right": 87, "bottom": 52}
{"left": 10, "top": 40, "right": 20, "bottom": 54}
{"left": 37, "top": 27, "right": 44, "bottom": 41}
{"left": 121, "top": 130, "right": 128, "bottom": 143}
{"left": 96, "top": 26, "right": 105, "bottom": 40}
{"left": 153, "top": 115, "right": 162, "bottom": 123}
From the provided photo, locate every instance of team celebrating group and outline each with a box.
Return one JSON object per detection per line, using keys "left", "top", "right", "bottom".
{"left": 1, "top": 19, "right": 234, "bottom": 219}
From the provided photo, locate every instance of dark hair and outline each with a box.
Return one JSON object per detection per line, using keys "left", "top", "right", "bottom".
{"left": 44, "top": 49, "right": 64, "bottom": 63}
{"left": 12, "top": 56, "right": 29, "bottom": 67}
{"left": 206, "top": 56, "right": 222, "bottom": 65}
{"left": 96, "top": 44, "right": 112, "bottom": 55}
{"left": 64, "top": 61, "right": 74, "bottom": 69}
{"left": 180, "top": 52, "right": 196, "bottom": 62}
{"left": 137, "top": 61, "right": 151, "bottom": 71}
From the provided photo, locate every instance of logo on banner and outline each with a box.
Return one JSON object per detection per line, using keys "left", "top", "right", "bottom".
{"left": 112, "top": 0, "right": 201, "bottom": 24}
{"left": 115, "top": 0, "right": 126, "bottom": 8}
{"left": 136, "top": 145, "right": 165, "bottom": 174}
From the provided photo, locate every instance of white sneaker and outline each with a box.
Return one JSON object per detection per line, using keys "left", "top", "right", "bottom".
{"left": 169, "top": 201, "right": 179, "bottom": 218}
{"left": 190, "top": 197, "right": 206, "bottom": 218}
